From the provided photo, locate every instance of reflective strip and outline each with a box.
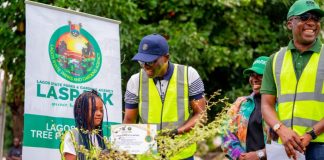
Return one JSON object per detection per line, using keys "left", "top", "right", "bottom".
{"left": 140, "top": 70, "right": 149, "bottom": 123}
{"left": 282, "top": 117, "right": 318, "bottom": 128}
{"left": 139, "top": 64, "right": 188, "bottom": 131}
{"left": 274, "top": 47, "right": 287, "bottom": 96}
{"left": 315, "top": 45, "right": 324, "bottom": 94}
{"left": 177, "top": 65, "right": 185, "bottom": 125}
{"left": 278, "top": 92, "right": 324, "bottom": 102}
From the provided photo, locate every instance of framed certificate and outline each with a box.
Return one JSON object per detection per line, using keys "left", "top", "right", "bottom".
{"left": 110, "top": 124, "right": 157, "bottom": 154}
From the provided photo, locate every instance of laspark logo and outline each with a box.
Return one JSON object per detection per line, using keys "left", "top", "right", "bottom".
{"left": 48, "top": 21, "right": 102, "bottom": 83}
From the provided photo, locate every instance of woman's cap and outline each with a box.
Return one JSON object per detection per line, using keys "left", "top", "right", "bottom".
{"left": 243, "top": 56, "right": 269, "bottom": 76}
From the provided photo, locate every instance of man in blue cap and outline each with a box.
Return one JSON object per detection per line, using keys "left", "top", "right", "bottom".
{"left": 261, "top": 0, "right": 324, "bottom": 159}
{"left": 123, "top": 34, "right": 206, "bottom": 159}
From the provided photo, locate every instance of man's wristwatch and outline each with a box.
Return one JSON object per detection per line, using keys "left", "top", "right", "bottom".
{"left": 256, "top": 150, "right": 265, "bottom": 160}
{"left": 306, "top": 128, "right": 317, "bottom": 140}
{"left": 273, "top": 122, "right": 282, "bottom": 132}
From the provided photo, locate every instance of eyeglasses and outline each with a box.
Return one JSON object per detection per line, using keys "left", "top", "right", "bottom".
{"left": 296, "top": 13, "right": 321, "bottom": 22}
{"left": 138, "top": 59, "right": 158, "bottom": 67}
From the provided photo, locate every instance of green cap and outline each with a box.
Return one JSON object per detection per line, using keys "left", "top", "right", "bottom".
{"left": 243, "top": 56, "right": 269, "bottom": 76}
{"left": 287, "top": 0, "right": 324, "bottom": 19}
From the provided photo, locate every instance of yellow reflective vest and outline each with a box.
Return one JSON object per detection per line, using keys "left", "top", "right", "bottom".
{"left": 139, "top": 64, "right": 196, "bottom": 159}
{"left": 60, "top": 128, "right": 101, "bottom": 160}
{"left": 273, "top": 46, "right": 324, "bottom": 142}
{"left": 60, "top": 128, "right": 79, "bottom": 160}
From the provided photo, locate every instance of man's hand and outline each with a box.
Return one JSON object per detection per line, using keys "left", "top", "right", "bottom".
{"left": 277, "top": 125, "right": 304, "bottom": 159}
{"left": 239, "top": 152, "right": 259, "bottom": 160}
{"left": 177, "top": 97, "right": 206, "bottom": 134}
{"left": 167, "top": 128, "right": 178, "bottom": 138}
{"left": 300, "top": 133, "right": 312, "bottom": 150}
{"left": 160, "top": 129, "right": 178, "bottom": 138}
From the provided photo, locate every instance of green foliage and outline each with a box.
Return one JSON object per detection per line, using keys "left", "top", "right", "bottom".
{"left": 60, "top": 128, "right": 136, "bottom": 160}
{"left": 0, "top": 0, "right": 25, "bottom": 102}
{"left": 1, "top": 0, "right": 324, "bottom": 152}
{"left": 4, "top": 107, "right": 13, "bottom": 152}
{"left": 65, "top": 91, "right": 231, "bottom": 160}
{"left": 154, "top": 92, "right": 232, "bottom": 159}
{"left": 0, "top": 0, "right": 25, "bottom": 149}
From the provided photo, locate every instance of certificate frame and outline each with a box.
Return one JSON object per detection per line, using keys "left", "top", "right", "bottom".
{"left": 110, "top": 124, "right": 157, "bottom": 154}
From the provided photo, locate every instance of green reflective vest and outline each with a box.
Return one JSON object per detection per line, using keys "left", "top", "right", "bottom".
{"left": 273, "top": 46, "right": 324, "bottom": 142}
{"left": 139, "top": 64, "right": 196, "bottom": 159}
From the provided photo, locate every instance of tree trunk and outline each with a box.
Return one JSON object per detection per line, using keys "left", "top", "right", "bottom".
{"left": 10, "top": 106, "right": 24, "bottom": 140}
{"left": 9, "top": 89, "right": 24, "bottom": 140}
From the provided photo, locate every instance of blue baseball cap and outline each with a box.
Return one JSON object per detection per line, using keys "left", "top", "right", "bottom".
{"left": 132, "top": 34, "right": 169, "bottom": 62}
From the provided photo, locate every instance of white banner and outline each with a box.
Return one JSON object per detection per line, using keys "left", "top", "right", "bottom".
{"left": 24, "top": 1, "right": 121, "bottom": 159}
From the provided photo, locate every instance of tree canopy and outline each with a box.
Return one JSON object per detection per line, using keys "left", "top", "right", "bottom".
{"left": 0, "top": 0, "right": 323, "bottom": 150}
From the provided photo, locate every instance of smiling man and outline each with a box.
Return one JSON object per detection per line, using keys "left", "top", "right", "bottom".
{"left": 123, "top": 34, "right": 206, "bottom": 160}
{"left": 261, "top": 0, "right": 324, "bottom": 160}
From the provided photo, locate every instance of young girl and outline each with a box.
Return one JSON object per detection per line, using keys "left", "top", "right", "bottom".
{"left": 60, "top": 90, "right": 106, "bottom": 160}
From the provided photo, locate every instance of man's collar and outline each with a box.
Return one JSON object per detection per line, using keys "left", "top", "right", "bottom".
{"left": 288, "top": 38, "right": 322, "bottom": 53}
{"left": 153, "top": 62, "right": 174, "bottom": 81}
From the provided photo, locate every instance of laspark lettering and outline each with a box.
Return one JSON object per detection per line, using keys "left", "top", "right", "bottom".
{"left": 37, "top": 83, "right": 114, "bottom": 105}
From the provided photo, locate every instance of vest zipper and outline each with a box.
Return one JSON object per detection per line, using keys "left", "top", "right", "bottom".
{"left": 159, "top": 79, "right": 164, "bottom": 130}
{"left": 158, "top": 78, "right": 170, "bottom": 130}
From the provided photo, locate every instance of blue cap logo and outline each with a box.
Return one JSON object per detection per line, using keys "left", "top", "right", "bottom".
{"left": 142, "top": 44, "right": 148, "bottom": 51}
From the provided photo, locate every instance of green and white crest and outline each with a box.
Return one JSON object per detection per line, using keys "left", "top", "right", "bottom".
{"left": 48, "top": 21, "right": 102, "bottom": 83}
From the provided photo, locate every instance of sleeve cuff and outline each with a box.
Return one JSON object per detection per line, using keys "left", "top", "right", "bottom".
{"left": 189, "top": 92, "right": 204, "bottom": 101}
{"left": 125, "top": 103, "right": 138, "bottom": 109}
{"left": 260, "top": 90, "right": 276, "bottom": 95}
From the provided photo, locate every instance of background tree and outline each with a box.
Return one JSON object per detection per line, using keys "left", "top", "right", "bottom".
{"left": 0, "top": 0, "right": 323, "bottom": 152}
{"left": 0, "top": 0, "right": 25, "bottom": 147}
